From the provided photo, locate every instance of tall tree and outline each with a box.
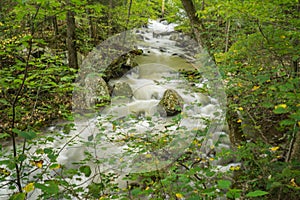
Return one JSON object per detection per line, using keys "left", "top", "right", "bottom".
{"left": 180, "top": 0, "right": 212, "bottom": 55}
{"left": 66, "top": 0, "right": 78, "bottom": 69}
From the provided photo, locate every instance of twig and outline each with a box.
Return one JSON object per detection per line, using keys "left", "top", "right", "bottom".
{"left": 285, "top": 123, "right": 297, "bottom": 162}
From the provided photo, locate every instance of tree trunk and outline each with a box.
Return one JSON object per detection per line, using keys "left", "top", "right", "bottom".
{"left": 161, "top": 0, "right": 165, "bottom": 18}
{"left": 66, "top": 8, "right": 78, "bottom": 69}
{"left": 52, "top": 15, "right": 59, "bottom": 36}
{"left": 87, "top": 8, "right": 97, "bottom": 45}
{"left": 291, "top": 131, "right": 300, "bottom": 161}
{"left": 225, "top": 19, "right": 230, "bottom": 52}
{"left": 180, "top": 0, "right": 212, "bottom": 56}
{"left": 126, "top": 0, "right": 133, "bottom": 29}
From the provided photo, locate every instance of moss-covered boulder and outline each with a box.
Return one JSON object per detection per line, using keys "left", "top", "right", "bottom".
{"left": 102, "top": 49, "right": 143, "bottom": 82}
{"left": 159, "top": 89, "right": 184, "bottom": 116}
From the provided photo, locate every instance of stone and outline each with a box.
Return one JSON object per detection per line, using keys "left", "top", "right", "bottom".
{"left": 169, "top": 33, "right": 179, "bottom": 41}
{"left": 102, "top": 49, "right": 143, "bottom": 82}
{"left": 85, "top": 73, "right": 110, "bottom": 109}
{"left": 111, "top": 81, "right": 133, "bottom": 98}
{"left": 158, "top": 89, "right": 184, "bottom": 116}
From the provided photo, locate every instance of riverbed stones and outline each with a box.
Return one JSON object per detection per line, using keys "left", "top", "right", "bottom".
{"left": 158, "top": 89, "right": 184, "bottom": 116}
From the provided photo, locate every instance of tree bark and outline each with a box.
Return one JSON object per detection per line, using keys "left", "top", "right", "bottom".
{"left": 126, "top": 0, "right": 133, "bottom": 29}
{"left": 66, "top": 9, "right": 78, "bottom": 69}
{"left": 161, "top": 0, "right": 165, "bottom": 18}
{"left": 180, "top": 0, "right": 212, "bottom": 55}
{"left": 225, "top": 19, "right": 230, "bottom": 52}
{"left": 87, "top": 8, "right": 97, "bottom": 45}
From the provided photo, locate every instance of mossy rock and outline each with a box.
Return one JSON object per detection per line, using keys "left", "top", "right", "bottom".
{"left": 102, "top": 49, "right": 143, "bottom": 82}
{"left": 159, "top": 89, "right": 184, "bottom": 116}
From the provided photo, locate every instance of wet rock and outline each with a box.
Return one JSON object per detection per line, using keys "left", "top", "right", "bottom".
{"left": 111, "top": 82, "right": 133, "bottom": 98}
{"left": 159, "top": 89, "right": 184, "bottom": 116}
{"left": 85, "top": 73, "right": 110, "bottom": 108}
{"left": 159, "top": 47, "right": 167, "bottom": 52}
{"left": 169, "top": 33, "right": 179, "bottom": 41}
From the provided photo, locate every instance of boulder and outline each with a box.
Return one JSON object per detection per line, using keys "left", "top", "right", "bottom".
{"left": 102, "top": 49, "right": 143, "bottom": 82}
{"left": 111, "top": 81, "right": 133, "bottom": 98}
{"left": 85, "top": 73, "right": 110, "bottom": 109}
{"left": 158, "top": 89, "right": 184, "bottom": 116}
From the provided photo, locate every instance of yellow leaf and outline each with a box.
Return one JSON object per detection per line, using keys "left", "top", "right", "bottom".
{"left": 237, "top": 82, "right": 242, "bottom": 87}
{"left": 280, "top": 35, "right": 286, "bottom": 39}
{"left": 252, "top": 85, "right": 260, "bottom": 91}
{"left": 269, "top": 146, "right": 280, "bottom": 151}
{"left": 298, "top": 121, "right": 300, "bottom": 127}
{"left": 0, "top": 168, "right": 11, "bottom": 176}
{"left": 230, "top": 166, "right": 241, "bottom": 171}
{"left": 50, "top": 164, "right": 61, "bottom": 170}
{"left": 290, "top": 178, "right": 299, "bottom": 188}
{"left": 238, "top": 107, "right": 243, "bottom": 111}
{"left": 275, "top": 104, "right": 287, "bottom": 109}
{"left": 175, "top": 193, "right": 184, "bottom": 199}
{"left": 237, "top": 119, "right": 242, "bottom": 123}
{"left": 23, "top": 182, "right": 34, "bottom": 193}
{"left": 31, "top": 160, "right": 43, "bottom": 168}
{"left": 145, "top": 154, "right": 152, "bottom": 158}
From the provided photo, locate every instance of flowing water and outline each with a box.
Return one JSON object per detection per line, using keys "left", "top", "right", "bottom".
{"left": 0, "top": 19, "right": 234, "bottom": 199}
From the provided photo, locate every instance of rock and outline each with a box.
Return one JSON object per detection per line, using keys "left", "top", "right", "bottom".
{"left": 102, "top": 49, "right": 143, "bottom": 82}
{"left": 159, "top": 47, "right": 167, "bottom": 52}
{"left": 169, "top": 33, "right": 179, "bottom": 41}
{"left": 85, "top": 73, "right": 110, "bottom": 109}
{"left": 158, "top": 89, "right": 184, "bottom": 116}
{"left": 111, "top": 81, "right": 133, "bottom": 98}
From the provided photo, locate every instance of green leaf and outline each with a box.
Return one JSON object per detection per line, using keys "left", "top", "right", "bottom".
{"left": 12, "top": 128, "right": 36, "bottom": 140}
{"left": 35, "top": 181, "right": 59, "bottom": 195}
{"left": 87, "top": 134, "right": 94, "bottom": 141}
{"left": 217, "top": 180, "right": 231, "bottom": 189}
{"left": 280, "top": 119, "right": 296, "bottom": 126}
{"left": 0, "top": 133, "right": 10, "bottom": 139}
{"left": 131, "top": 188, "right": 142, "bottom": 196}
{"left": 273, "top": 105, "right": 289, "bottom": 114}
{"left": 9, "top": 193, "right": 26, "bottom": 200}
{"left": 226, "top": 189, "right": 242, "bottom": 199}
{"left": 246, "top": 190, "right": 269, "bottom": 197}
{"left": 79, "top": 165, "right": 91, "bottom": 177}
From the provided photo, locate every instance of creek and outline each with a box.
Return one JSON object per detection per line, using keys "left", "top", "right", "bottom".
{"left": 0, "top": 19, "right": 234, "bottom": 199}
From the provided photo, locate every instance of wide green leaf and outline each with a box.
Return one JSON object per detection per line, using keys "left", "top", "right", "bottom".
{"left": 79, "top": 165, "right": 92, "bottom": 177}
{"left": 35, "top": 181, "right": 59, "bottom": 195}
{"left": 9, "top": 193, "right": 26, "bottom": 200}
{"left": 12, "top": 128, "right": 36, "bottom": 140}
{"left": 246, "top": 190, "right": 269, "bottom": 197}
{"left": 217, "top": 180, "right": 231, "bottom": 189}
